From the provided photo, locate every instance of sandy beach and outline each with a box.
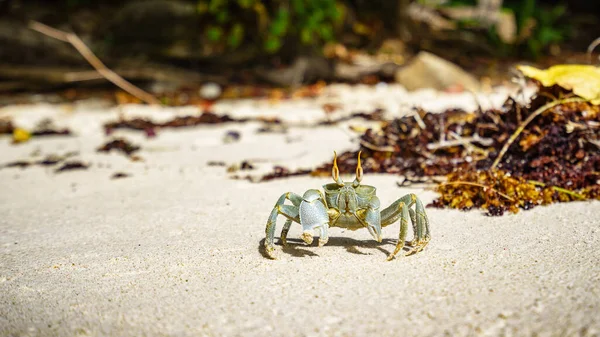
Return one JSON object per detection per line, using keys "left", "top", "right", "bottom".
{"left": 1, "top": 84, "right": 599, "bottom": 337}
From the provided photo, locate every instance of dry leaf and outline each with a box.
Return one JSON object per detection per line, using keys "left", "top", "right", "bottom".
{"left": 517, "top": 65, "right": 600, "bottom": 105}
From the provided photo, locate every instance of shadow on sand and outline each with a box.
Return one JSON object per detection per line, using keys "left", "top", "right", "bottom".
{"left": 258, "top": 237, "right": 414, "bottom": 259}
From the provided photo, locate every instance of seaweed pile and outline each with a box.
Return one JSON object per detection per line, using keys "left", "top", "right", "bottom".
{"left": 305, "top": 84, "right": 599, "bottom": 215}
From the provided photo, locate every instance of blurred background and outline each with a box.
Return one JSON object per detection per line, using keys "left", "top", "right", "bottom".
{"left": 0, "top": 0, "right": 599, "bottom": 103}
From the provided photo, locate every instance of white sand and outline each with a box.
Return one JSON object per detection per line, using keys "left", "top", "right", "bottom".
{"left": 1, "top": 86, "right": 599, "bottom": 337}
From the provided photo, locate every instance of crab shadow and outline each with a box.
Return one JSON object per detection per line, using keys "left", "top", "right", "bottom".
{"left": 258, "top": 237, "right": 414, "bottom": 259}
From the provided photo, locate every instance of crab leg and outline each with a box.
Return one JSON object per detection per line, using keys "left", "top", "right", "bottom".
{"left": 280, "top": 219, "right": 293, "bottom": 246}
{"left": 264, "top": 193, "right": 302, "bottom": 259}
{"left": 380, "top": 194, "right": 431, "bottom": 260}
{"left": 380, "top": 194, "right": 415, "bottom": 226}
{"left": 386, "top": 201, "right": 410, "bottom": 261}
{"left": 411, "top": 197, "right": 431, "bottom": 251}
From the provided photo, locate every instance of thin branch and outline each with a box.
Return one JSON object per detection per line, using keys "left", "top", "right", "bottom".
{"left": 587, "top": 37, "right": 600, "bottom": 65}
{"left": 448, "top": 131, "right": 489, "bottom": 155}
{"left": 29, "top": 21, "right": 160, "bottom": 105}
{"left": 29, "top": 21, "right": 70, "bottom": 42}
{"left": 412, "top": 108, "right": 427, "bottom": 129}
{"left": 490, "top": 97, "right": 585, "bottom": 170}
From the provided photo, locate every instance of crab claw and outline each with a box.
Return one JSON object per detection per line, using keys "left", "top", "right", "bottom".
{"left": 301, "top": 227, "right": 329, "bottom": 246}
{"left": 299, "top": 189, "right": 330, "bottom": 247}
{"left": 301, "top": 231, "right": 314, "bottom": 245}
{"left": 317, "top": 223, "right": 330, "bottom": 246}
{"left": 367, "top": 224, "right": 383, "bottom": 243}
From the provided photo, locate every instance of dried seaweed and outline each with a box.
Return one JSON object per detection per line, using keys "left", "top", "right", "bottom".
{"left": 318, "top": 109, "right": 386, "bottom": 125}
{"left": 31, "top": 119, "right": 71, "bottom": 136}
{"left": 313, "top": 86, "right": 599, "bottom": 184}
{"left": 428, "top": 169, "right": 593, "bottom": 216}
{"left": 104, "top": 112, "right": 237, "bottom": 136}
{"left": 3, "top": 160, "right": 31, "bottom": 169}
{"left": 1, "top": 152, "right": 78, "bottom": 170}
{"left": 260, "top": 166, "right": 313, "bottom": 182}
{"left": 234, "top": 166, "right": 313, "bottom": 182}
{"left": 97, "top": 138, "right": 141, "bottom": 157}
{"left": 55, "top": 161, "right": 89, "bottom": 173}
{"left": 2, "top": 118, "right": 71, "bottom": 144}
{"left": 256, "top": 82, "right": 599, "bottom": 214}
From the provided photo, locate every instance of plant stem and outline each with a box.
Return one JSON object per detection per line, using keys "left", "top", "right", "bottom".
{"left": 527, "top": 180, "right": 585, "bottom": 200}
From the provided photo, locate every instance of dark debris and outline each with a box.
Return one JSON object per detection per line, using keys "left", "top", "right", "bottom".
{"left": 103, "top": 109, "right": 387, "bottom": 137}
{"left": 260, "top": 166, "right": 313, "bottom": 182}
{"left": 1, "top": 152, "right": 78, "bottom": 170}
{"left": 111, "top": 172, "right": 131, "bottom": 179}
{"left": 55, "top": 161, "right": 89, "bottom": 173}
{"left": 4, "top": 160, "right": 31, "bottom": 168}
{"left": 31, "top": 119, "right": 72, "bottom": 136}
{"left": 0, "top": 119, "right": 14, "bottom": 134}
{"left": 97, "top": 138, "right": 141, "bottom": 156}
{"left": 104, "top": 112, "right": 237, "bottom": 136}
{"left": 1, "top": 118, "right": 71, "bottom": 137}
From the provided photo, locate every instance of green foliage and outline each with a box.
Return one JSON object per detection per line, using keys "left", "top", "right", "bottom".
{"left": 197, "top": 0, "right": 343, "bottom": 54}
{"left": 499, "top": 0, "right": 570, "bottom": 57}
{"left": 445, "top": 0, "right": 570, "bottom": 58}
{"left": 227, "top": 23, "right": 245, "bottom": 48}
{"left": 206, "top": 26, "right": 223, "bottom": 42}
{"left": 525, "top": 3, "right": 569, "bottom": 57}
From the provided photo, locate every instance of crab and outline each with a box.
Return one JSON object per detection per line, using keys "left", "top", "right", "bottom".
{"left": 264, "top": 151, "right": 431, "bottom": 260}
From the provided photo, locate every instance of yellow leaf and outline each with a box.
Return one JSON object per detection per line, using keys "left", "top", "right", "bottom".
{"left": 517, "top": 65, "right": 600, "bottom": 105}
{"left": 13, "top": 128, "right": 31, "bottom": 143}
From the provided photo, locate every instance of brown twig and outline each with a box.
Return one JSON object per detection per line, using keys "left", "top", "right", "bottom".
{"left": 427, "top": 131, "right": 492, "bottom": 154}
{"left": 359, "top": 139, "right": 396, "bottom": 152}
{"left": 440, "top": 181, "right": 514, "bottom": 201}
{"left": 490, "top": 97, "right": 585, "bottom": 170}
{"left": 29, "top": 21, "right": 160, "bottom": 105}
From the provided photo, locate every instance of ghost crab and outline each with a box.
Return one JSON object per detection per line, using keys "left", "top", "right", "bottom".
{"left": 264, "top": 151, "right": 431, "bottom": 260}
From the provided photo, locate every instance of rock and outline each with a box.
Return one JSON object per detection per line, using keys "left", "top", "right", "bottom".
{"left": 333, "top": 51, "right": 401, "bottom": 82}
{"left": 394, "top": 51, "right": 480, "bottom": 92}
{"left": 256, "top": 57, "right": 333, "bottom": 86}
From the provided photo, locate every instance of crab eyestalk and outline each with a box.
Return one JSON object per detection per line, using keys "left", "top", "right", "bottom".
{"left": 353, "top": 151, "right": 363, "bottom": 187}
{"left": 332, "top": 151, "right": 344, "bottom": 186}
